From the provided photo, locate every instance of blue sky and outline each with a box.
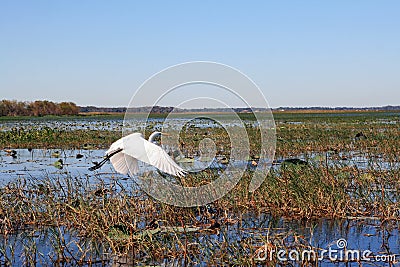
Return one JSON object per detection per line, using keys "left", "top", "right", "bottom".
{"left": 1, "top": 1, "right": 399, "bottom": 108}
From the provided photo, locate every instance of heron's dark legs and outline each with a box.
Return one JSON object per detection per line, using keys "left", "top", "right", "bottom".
{"left": 88, "top": 148, "right": 123, "bottom": 171}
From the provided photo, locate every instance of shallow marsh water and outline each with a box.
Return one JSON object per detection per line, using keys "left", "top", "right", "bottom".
{"left": 1, "top": 214, "right": 399, "bottom": 266}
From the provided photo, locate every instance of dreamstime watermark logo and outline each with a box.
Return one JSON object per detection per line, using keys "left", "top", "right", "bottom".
{"left": 123, "top": 61, "right": 276, "bottom": 207}
{"left": 255, "top": 238, "right": 397, "bottom": 263}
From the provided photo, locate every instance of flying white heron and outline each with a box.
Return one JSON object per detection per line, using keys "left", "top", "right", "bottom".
{"left": 89, "top": 132, "right": 186, "bottom": 177}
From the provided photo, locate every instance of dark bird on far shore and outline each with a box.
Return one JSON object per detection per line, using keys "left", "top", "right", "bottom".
{"left": 355, "top": 132, "right": 367, "bottom": 140}
{"left": 5, "top": 149, "right": 17, "bottom": 159}
{"left": 282, "top": 158, "right": 308, "bottom": 166}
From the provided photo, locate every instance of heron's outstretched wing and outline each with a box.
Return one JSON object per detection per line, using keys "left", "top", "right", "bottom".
{"left": 122, "top": 133, "right": 186, "bottom": 177}
{"left": 106, "top": 137, "right": 139, "bottom": 176}
{"left": 110, "top": 152, "right": 139, "bottom": 176}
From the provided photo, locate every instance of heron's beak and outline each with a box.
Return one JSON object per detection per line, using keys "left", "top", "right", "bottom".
{"left": 161, "top": 133, "right": 170, "bottom": 136}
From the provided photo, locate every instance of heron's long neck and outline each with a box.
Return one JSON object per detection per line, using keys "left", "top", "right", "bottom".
{"left": 148, "top": 132, "right": 161, "bottom": 143}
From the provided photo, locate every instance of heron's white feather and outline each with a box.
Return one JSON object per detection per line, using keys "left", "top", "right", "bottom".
{"left": 109, "top": 152, "right": 139, "bottom": 176}
{"left": 106, "top": 133, "right": 185, "bottom": 177}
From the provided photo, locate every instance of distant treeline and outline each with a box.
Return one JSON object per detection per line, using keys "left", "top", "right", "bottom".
{"left": 275, "top": 105, "right": 400, "bottom": 111}
{"left": 80, "top": 106, "right": 272, "bottom": 113}
{"left": 2, "top": 100, "right": 399, "bottom": 117}
{"left": 79, "top": 106, "right": 127, "bottom": 113}
{"left": 80, "top": 105, "right": 400, "bottom": 114}
{"left": 0, "top": 100, "right": 79, "bottom": 116}
{"left": 80, "top": 106, "right": 178, "bottom": 113}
